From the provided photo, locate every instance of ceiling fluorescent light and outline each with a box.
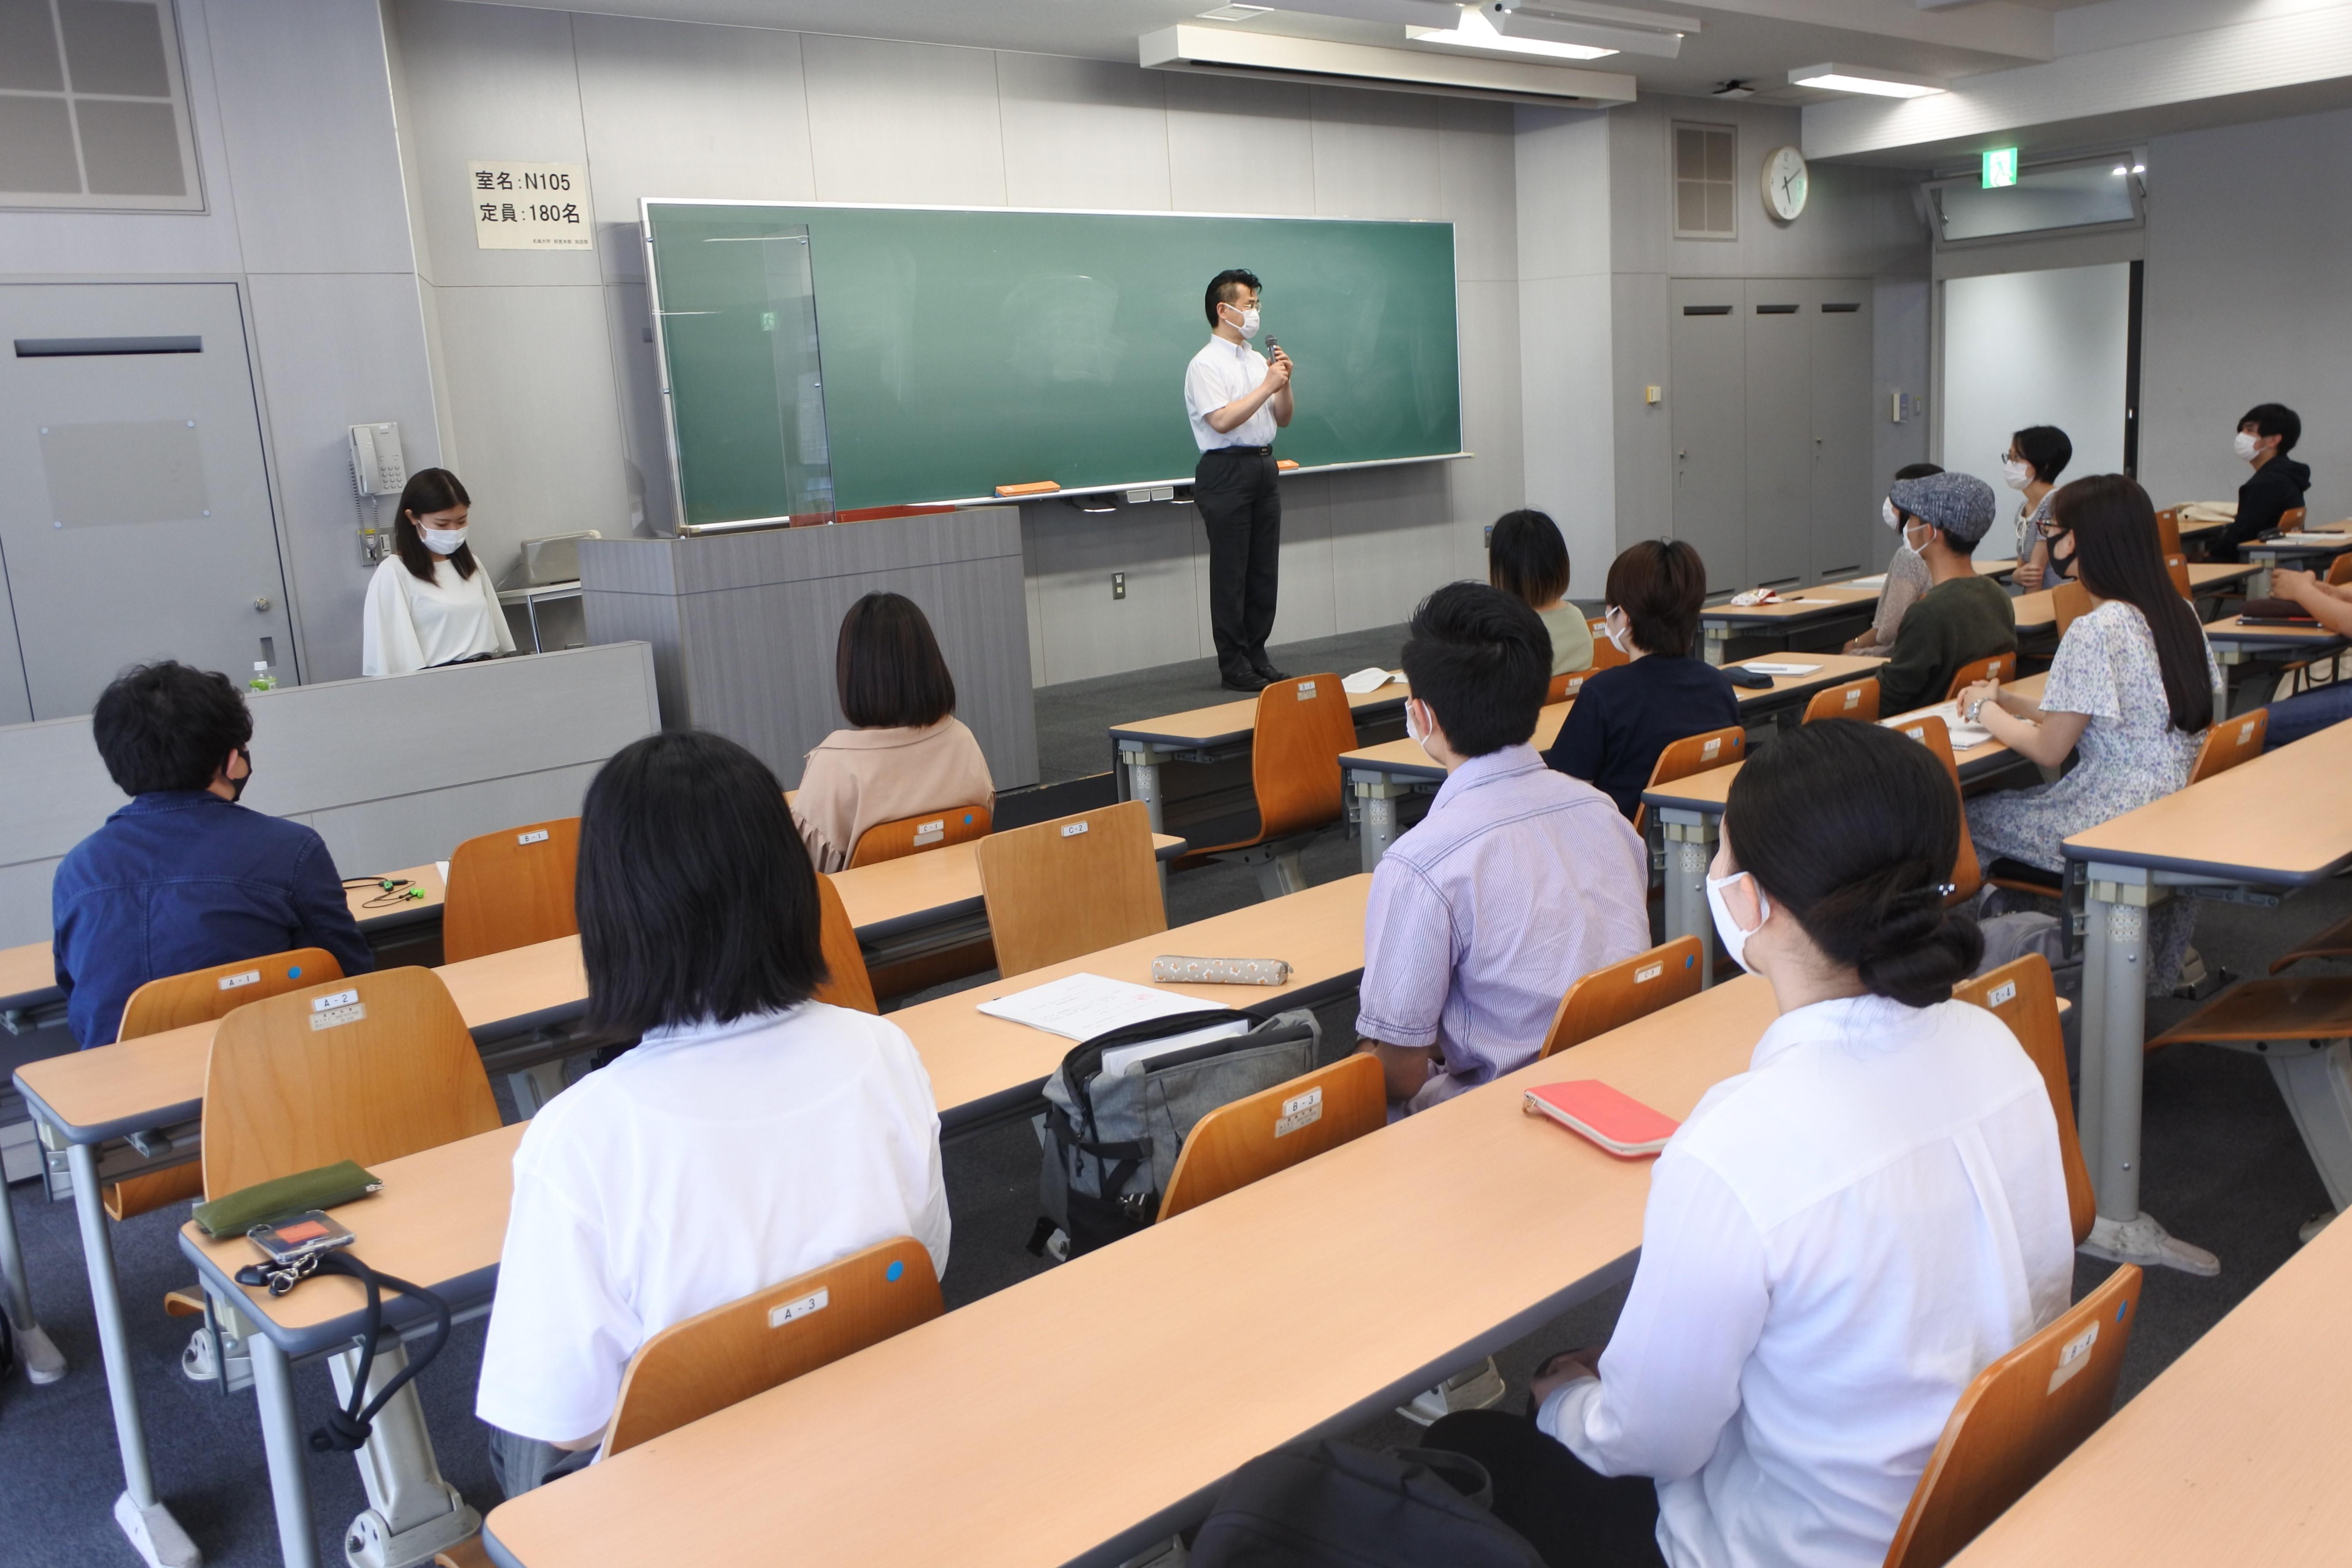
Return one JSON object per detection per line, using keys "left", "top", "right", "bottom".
{"left": 1196, "top": 4, "right": 1272, "bottom": 19}
{"left": 1489, "top": 1, "right": 1694, "bottom": 61}
{"left": 1789, "top": 63, "right": 1945, "bottom": 98}
{"left": 1409, "top": 6, "right": 1616, "bottom": 62}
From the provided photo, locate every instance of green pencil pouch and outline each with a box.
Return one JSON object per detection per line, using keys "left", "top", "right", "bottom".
{"left": 192, "top": 1160, "right": 382, "bottom": 1237}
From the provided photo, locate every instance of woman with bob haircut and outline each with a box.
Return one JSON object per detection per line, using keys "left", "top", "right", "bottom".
{"left": 792, "top": 592, "right": 995, "bottom": 872}
{"left": 1426, "top": 718, "right": 2073, "bottom": 1568}
{"left": 1961, "top": 473, "right": 2219, "bottom": 989}
{"left": 1542, "top": 538, "right": 1738, "bottom": 819}
{"left": 474, "top": 730, "right": 950, "bottom": 1496}
{"left": 360, "top": 467, "right": 516, "bottom": 676}
{"left": 1487, "top": 508, "right": 1593, "bottom": 677}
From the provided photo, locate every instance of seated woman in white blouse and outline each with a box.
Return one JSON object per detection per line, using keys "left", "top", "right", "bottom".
{"left": 360, "top": 467, "right": 516, "bottom": 676}
{"left": 1425, "top": 718, "right": 2074, "bottom": 1568}
{"left": 473, "top": 729, "right": 951, "bottom": 1498}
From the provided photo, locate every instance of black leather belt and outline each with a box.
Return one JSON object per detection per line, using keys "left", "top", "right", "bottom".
{"left": 1204, "top": 445, "right": 1272, "bottom": 456}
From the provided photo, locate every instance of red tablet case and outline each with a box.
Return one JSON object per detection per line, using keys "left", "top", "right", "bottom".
{"left": 1523, "top": 1081, "right": 1680, "bottom": 1158}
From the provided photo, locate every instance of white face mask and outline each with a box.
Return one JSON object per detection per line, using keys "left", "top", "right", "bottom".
{"left": 418, "top": 525, "right": 466, "bottom": 556}
{"left": 2233, "top": 430, "right": 2262, "bottom": 461}
{"left": 1705, "top": 870, "right": 1770, "bottom": 973}
{"left": 1225, "top": 303, "right": 1261, "bottom": 340}
{"left": 1404, "top": 698, "right": 1435, "bottom": 759}
{"left": 1601, "top": 608, "right": 1631, "bottom": 654}
{"left": 1900, "top": 520, "right": 1930, "bottom": 558}
{"left": 2000, "top": 458, "right": 2032, "bottom": 491}
{"left": 1880, "top": 497, "right": 1901, "bottom": 531}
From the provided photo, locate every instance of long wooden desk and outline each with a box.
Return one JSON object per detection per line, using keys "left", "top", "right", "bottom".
{"left": 1109, "top": 678, "right": 1409, "bottom": 837}
{"left": 475, "top": 974, "right": 1776, "bottom": 1568}
{"left": 2202, "top": 612, "right": 2347, "bottom": 666}
{"left": 1951, "top": 1211, "right": 2352, "bottom": 1567}
{"left": 2062, "top": 719, "right": 2352, "bottom": 1275}
{"left": 2239, "top": 527, "right": 2352, "bottom": 596}
{"left": 1699, "top": 560, "right": 2017, "bottom": 664}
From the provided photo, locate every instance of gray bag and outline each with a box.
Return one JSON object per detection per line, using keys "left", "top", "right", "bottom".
{"left": 1033, "top": 1007, "right": 1321, "bottom": 1258}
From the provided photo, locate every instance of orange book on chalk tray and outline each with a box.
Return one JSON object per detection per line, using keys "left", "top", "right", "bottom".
{"left": 1523, "top": 1081, "right": 1680, "bottom": 1158}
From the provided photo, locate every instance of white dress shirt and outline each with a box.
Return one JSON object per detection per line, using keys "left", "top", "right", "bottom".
{"left": 1184, "top": 335, "right": 1278, "bottom": 451}
{"left": 474, "top": 1003, "right": 952, "bottom": 1447}
{"left": 1539, "top": 994, "right": 2074, "bottom": 1568}
{"left": 360, "top": 554, "right": 516, "bottom": 677}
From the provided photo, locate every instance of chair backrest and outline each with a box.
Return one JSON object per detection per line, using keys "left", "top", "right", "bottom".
{"left": 1802, "top": 677, "right": 1880, "bottom": 725}
{"left": 118, "top": 947, "right": 344, "bottom": 1041}
{"left": 2279, "top": 506, "right": 2306, "bottom": 534}
{"left": 2330, "top": 551, "right": 2352, "bottom": 586}
{"left": 1250, "top": 674, "right": 1357, "bottom": 843}
{"left": 846, "top": 803, "right": 992, "bottom": 870}
{"left": 1881, "top": 1264, "right": 2143, "bottom": 1568}
{"left": 1539, "top": 936, "right": 1704, "bottom": 1060}
{"left": 441, "top": 816, "right": 582, "bottom": 963}
{"left": 1158, "top": 1055, "right": 1386, "bottom": 1222}
{"left": 2153, "top": 505, "right": 2184, "bottom": 559}
{"left": 977, "top": 800, "right": 1166, "bottom": 977}
{"left": 1586, "top": 620, "right": 1629, "bottom": 671}
{"left": 1949, "top": 954, "right": 2094, "bottom": 1246}
{"left": 812, "top": 874, "right": 877, "bottom": 1014}
{"left": 602, "top": 1236, "right": 943, "bottom": 1458}
{"left": 2050, "top": 579, "right": 2092, "bottom": 638}
{"left": 1545, "top": 669, "right": 1598, "bottom": 704}
{"left": 1888, "top": 714, "right": 1981, "bottom": 903}
{"left": 2188, "top": 706, "right": 2267, "bottom": 786}
{"left": 1631, "top": 724, "right": 1744, "bottom": 836}
{"left": 201, "top": 968, "right": 502, "bottom": 1198}
{"left": 2163, "top": 552, "right": 2192, "bottom": 598}
{"left": 1942, "top": 652, "right": 2016, "bottom": 703}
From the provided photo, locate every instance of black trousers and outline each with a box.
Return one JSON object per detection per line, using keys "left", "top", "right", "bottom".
{"left": 1424, "top": 1411, "right": 1666, "bottom": 1568}
{"left": 1193, "top": 445, "right": 1282, "bottom": 679}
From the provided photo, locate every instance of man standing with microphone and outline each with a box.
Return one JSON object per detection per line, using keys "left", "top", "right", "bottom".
{"left": 1185, "top": 268, "right": 1295, "bottom": 692}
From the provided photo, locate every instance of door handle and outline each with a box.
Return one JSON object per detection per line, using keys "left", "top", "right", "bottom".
{"left": 253, "top": 597, "right": 272, "bottom": 611}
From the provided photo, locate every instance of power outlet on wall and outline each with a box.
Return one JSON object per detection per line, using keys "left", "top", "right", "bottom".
{"left": 1112, "top": 571, "right": 1126, "bottom": 601}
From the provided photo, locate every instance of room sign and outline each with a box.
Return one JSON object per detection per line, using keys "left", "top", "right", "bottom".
{"left": 468, "top": 160, "right": 593, "bottom": 250}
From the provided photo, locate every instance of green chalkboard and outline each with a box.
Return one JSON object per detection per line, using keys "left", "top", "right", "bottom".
{"left": 644, "top": 201, "right": 1461, "bottom": 525}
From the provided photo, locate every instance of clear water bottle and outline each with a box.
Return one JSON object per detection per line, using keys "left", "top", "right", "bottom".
{"left": 250, "top": 659, "right": 278, "bottom": 692}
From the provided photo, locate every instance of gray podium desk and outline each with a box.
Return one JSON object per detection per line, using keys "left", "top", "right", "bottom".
{"left": 578, "top": 511, "right": 1037, "bottom": 793}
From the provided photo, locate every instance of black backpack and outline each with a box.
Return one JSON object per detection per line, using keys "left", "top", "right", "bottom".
{"left": 1189, "top": 1441, "right": 1546, "bottom": 1568}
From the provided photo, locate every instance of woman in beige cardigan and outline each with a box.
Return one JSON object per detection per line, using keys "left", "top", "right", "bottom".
{"left": 792, "top": 593, "right": 995, "bottom": 873}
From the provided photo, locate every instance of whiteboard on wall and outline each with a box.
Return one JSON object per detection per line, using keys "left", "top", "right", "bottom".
{"left": 1939, "top": 263, "right": 2130, "bottom": 560}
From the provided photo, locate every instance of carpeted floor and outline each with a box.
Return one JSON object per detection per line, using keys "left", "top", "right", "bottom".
{"left": 1, "top": 629, "right": 2343, "bottom": 1568}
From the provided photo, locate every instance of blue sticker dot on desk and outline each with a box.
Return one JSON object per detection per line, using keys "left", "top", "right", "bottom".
{"left": 288, "top": 967, "right": 302, "bottom": 979}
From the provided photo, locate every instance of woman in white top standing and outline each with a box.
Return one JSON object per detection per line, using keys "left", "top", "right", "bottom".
{"left": 474, "top": 729, "right": 951, "bottom": 1497}
{"left": 360, "top": 467, "right": 516, "bottom": 676}
{"left": 1425, "top": 718, "right": 2074, "bottom": 1568}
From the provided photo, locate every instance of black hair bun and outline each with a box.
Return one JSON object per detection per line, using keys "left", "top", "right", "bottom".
{"left": 1848, "top": 869, "right": 1983, "bottom": 1008}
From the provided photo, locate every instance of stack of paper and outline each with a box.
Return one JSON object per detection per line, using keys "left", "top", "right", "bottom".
{"left": 1886, "top": 701, "right": 1991, "bottom": 750}
{"left": 976, "top": 971, "right": 1234, "bottom": 1042}
{"left": 1741, "top": 662, "right": 1820, "bottom": 677}
{"left": 1342, "top": 667, "right": 1403, "bottom": 695}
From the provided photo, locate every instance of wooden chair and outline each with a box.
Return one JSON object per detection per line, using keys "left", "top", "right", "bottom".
{"left": 2050, "top": 579, "right": 2092, "bottom": 639}
{"left": 2269, "top": 912, "right": 2352, "bottom": 975}
{"left": 1586, "top": 620, "right": 1629, "bottom": 671}
{"left": 1158, "top": 1055, "right": 1386, "bottom": 1222}
{"left": 2188, "top": 707, "right": 2267, "bottom": 786}
{"left": 2331, "top": 552, "right": 2352, "bottom": 586}
{"left": 1545, "top": 669, "right": 1597, "bottom": 705}
{"left": 1538, "top": 936, "right": 1703, "bottom": 1060}
{"left": 2163, "top": 552, "right": 2193, "bottom": 598}
{"left": 105, "top": 948, "right": 347, "bottom": 1223}
{"left": 201, "top": 967, "right": 501, "bottom": 1199}
{"left": 2154, "top": 505, "right": 2184, "bottom": 560}
{"left": 1951, "top": 955, "right": 2094, "bottom": 1247}
{"left": 601, "top": 1236, "right": 942, "bottom": 1458}
{"left": 1801, "top": 677, "right": 1879, "bottom": 725}
{"left": 978, "top": 800, "right": 1165, "bottom": 978}
{"left": 2280, "top": 506, "right": 2307, "bottom": 534}
{"left": 1942, "top": 652, "right": 2016, "bottom": 704}
{"left": 1631, "top": 724, "right": 1744, "bottom": 837}
{"left": 1881, "top": 1263, "right": 2144, "bottom": 1568}
{"left": 1887, "top": 715, "right": 1981, "bottom": 905}
{"left": 441, "top": 816, "right": 581, "bottom": 963}
{"left": 2149, "top": 974, "right": 2352, "bottom": 1057}
{"left": 1184, "top": 673, "right": 1357, "bottom": 899}
{"left": 812, "top": 874, "right": 877, "bottom": 1014}
{"left": 845, "top": 803, "right": 991, "bottom": 869}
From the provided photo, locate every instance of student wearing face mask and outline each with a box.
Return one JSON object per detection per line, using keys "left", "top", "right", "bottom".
{"left": 1871, "top": 471, "right": 2016, "bottom": 717}
{"left": 50, "top": 662, "right": 374, "bottom": 1048}
{"left": 2213, "top": 403, "right": 2311, "bottom": 563}
{"left": 1356, "top": 583, "right": 1647, "bottom": 1119}
{"left": 1185, "top": 268, "right": 1296, "bottom": 693}
{"left": 1843, "top": 462, "right": 1944, "bottom": 657}
{"left": 1424, "top": 719, "right": 2071, "bottom": 1568}
{"left": 2004, "top": 426, "right": 2072, "bottom": 592}
{"left": 361, "top": 466, "right": 517, "bottom": 677}
{"left": 1541, "top": 540, "right": 1739, "bottom": 819}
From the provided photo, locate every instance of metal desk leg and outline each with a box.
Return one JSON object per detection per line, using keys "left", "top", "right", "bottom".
{"left": 329, "top": 1341, "right": 478, "bottom": 1568}
{"left": 1702, "top": 624, "right": 1727, "bottom": 666}
{"left": 0, "top": 1169, "right": 65, "bottom": 1382}
{"left": 65, "top": 1140, "right": 202, "bottom": 1568}
{"left": 2078, "top": 871, "right": 2219, "bottom": 1276}
{"left": 2248, "top": 556, "right": 2275, "bottom": 599}
{"left": 2222, "top": 1038, "right": 2352, "bottom": 1215}
{"left": 1119, "top": 745, "right": 1166, "bottom": 835}
{"left": 248, "top": 1333, "right": 321, "bottom": 1568}
{"left": 524, "top": 592, "right": 544, "bottom": 654}
{"left": 1658, "top": 809, "right": 1719, "bottom": 987}
{"left": 1352, "top": 774, "right": 1408, "bottom": 873}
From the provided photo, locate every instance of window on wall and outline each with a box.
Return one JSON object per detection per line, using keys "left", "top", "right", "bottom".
{"left": 0, "top": 0, "right": 203, "bottom": 211}
{"left": 1672, "top": 122, "right": 1736, "bottom": 241}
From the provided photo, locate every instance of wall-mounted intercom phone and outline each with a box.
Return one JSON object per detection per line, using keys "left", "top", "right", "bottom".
{"left": 349, "top": 422, "right": 406, "bottom": 566}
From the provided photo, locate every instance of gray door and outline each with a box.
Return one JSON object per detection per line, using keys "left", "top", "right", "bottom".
{"left": 1809, "top": 280, "right": 1875, "bottom": 582}
{"left": 0, "top": 283, "right": 292, "bottom": 719}
{"left": 1669, "top": 279, "right": 1746, "bottom": 593}
{"left": 1742, "top": 279, "right": 1810, "bottom": 589}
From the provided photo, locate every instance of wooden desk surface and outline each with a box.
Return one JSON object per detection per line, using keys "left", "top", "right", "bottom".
{"left": 1109, "top": 680, "right": 1408, "bottom": 747}
{"left": 2202, "top": 614, "right": 2346, "bottom": 647}
{"left": 486, "top": 975, "right": 1778, "bottom": 1568}
{"left": 1342, "top": 702, "right": 1573, "bottom": 778}
{"left": 2064, "top": 715, "right": 2352, "bottom": 883}
{"left": 343, "top": 861, "right": 447, "bottom": 923}
{"left": 826, "top": 834, "right": 1183, "bottom": 935}
{"left": 0, "top": 940, "right": 57, "bottom": 1010}
{"left": 2186, "top": 561, "right": 2259, "bottom": 589}
{"left": 2010, "top": 588, "right": 2057, "bottom": 634}
{"left": 1950, "top": 1213, "right": 2352, "bottom": 1568}
{"left": 1703, "top": 584, "right": 1880, "bottom": 623}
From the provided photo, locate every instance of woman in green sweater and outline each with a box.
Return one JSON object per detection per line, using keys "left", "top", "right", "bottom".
{"left": 1488, "top": 509, "right": 1595, "bottom": 678}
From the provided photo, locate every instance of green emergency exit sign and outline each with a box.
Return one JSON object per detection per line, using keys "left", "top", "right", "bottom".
{"left": 1982, "top": 148, "right": 2018, "bottom": 189}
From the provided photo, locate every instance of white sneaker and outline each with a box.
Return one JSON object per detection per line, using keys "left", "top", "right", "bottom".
{"left": 1395, "top": 1357, "right": 1508, "bottom": 1426}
